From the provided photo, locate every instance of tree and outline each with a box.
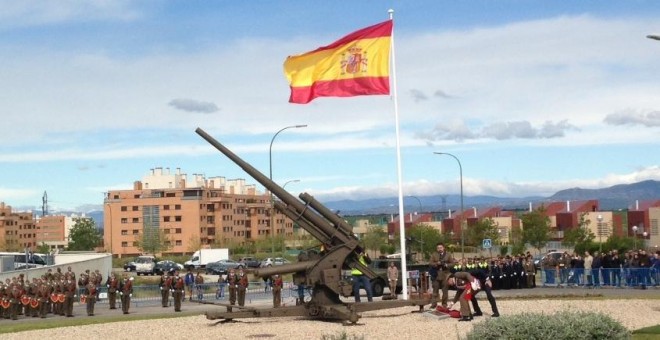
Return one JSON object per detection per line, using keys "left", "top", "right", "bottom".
{"left": 362, "top": 226, "right": 388, "bottom": 257}
{"left": 465, "top": 218, "right": 500, "bottom": 249}
{"left": 67, "top": 218, "right": 102, "bottom": 251}
{"left": 562, "top": 213, "right": 596, "bottom": 253}
{"left": 135, "top": 227, "right": 172, "bottom": 255}
{"left": 36, "top": 242, "right": 51, "bottom": 254}
{"left": 521, "top": 206, "right": 551, "bottom": 253}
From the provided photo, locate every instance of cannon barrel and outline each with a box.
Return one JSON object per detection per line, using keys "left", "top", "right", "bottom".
{"left": 195, "top": 128, "right": 359, "bottom": 246}
{"left": 299, "top": 193, "right": 354, "bottom": 237}
{"left": 253, "top": 261, "right": 315, "bottom": 278}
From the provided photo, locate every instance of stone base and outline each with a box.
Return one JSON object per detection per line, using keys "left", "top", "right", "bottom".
{"left": 422, "top": 310, "right": 451, "bottom": 320}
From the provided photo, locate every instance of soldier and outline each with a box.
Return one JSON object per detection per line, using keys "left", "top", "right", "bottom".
{"left": 10, "top": 277, "right": 23, "bottom": 320}
{"left": 237, "top": 269, "right": 248, "bottom": 307}
{"left": 106, "top": 273, "right": 119, "bottom": 309}
{"left": 63, "top": 272, "right": 76, "bottom": 317}
{"left": 159, "top": 270, "right": 172, "bottom": 307}
{"left": 66, "top": 266, "right": 76, "bottom": 284}
{"left": 272, "top": 274, "right": 283, "bottom": 308}
{"left": 387, "top": 261, "right": 399, "bottom": 298}
{"left": 172, "top": 270, "right": 185, "bottom": 312}
{"left": 0, "top": 279, "right": 7, "bottom": 319}
{"left": 38, "top": 278, "right": 50, "bottom": 318}
{"left": 524, "top": 255, "right": 536, "bottom": 288}
{"left": 447, "top": 272, "right": 481, "bottom": 322}
{"left": 195, "top": 272, "right": 204, "bottom": 300}
{"left": 84, "top": 275, "right": 97, "bottom": 316}
{"left": 226, "top": 268, "right": 238, "bottom": 312}
{"left": 429, "top": 242, "right": 455, "bottom": 308}
{"left": 119, "top": 274, "right": 133, "bottom": 314}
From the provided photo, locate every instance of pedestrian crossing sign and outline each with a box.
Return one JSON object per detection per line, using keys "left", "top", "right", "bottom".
{"left": 482, "top": 239, "right": 492, "bottom": 249}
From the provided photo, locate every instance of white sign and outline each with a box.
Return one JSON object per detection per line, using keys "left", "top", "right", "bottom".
{"left": 482, "top": 239, "right": 492, "bottom": 249}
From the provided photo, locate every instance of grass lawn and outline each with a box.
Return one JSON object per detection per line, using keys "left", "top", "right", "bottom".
{"left": 632, "top": 324, "right": 660, "bottom": 340}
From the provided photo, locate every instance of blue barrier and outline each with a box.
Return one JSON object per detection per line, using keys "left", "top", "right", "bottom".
{"left": 538, "top": 267, "right": 659, "bottom": 288}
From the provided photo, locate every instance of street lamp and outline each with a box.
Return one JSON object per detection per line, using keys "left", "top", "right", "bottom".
{"left": 434, "top": 152, "right": 464, "bottom": 258}
{"left": 642, "top": 231, "right": 648, "bottom": 250}
{"left": 407, "top": 195, "right": 423, "bottom": 259}
{"left": 282, "top": 179, "right": 300, "bottom": 190}
{"left": 269, "top": 124, "right": 307, "bottom": 253}
{"left": 597, "top": 214, "right": 603, "bottom": 252}
{"left": 632, "top": 225, "right": 638, "bottom": 250}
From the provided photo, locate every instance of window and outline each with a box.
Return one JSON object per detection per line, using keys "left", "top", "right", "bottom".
{"left": 175, "top": 240, "right": 182, "bottom": 246}
{"left": 175, "top": 228, "right": 182, "bottom": 234}
{"left": 175, "top": 216, "right": 182, "bottom": 222}
{"left": 133, "top": 230, "right": 139, "bottom": 235}
{"left": 132, "top": 241, "right": 138, "bottom": 247}
{"left": 121, "top": 218, "right": 128, "bottom": 224}
{"left": 175, "top": 204, "right": 181, "bottom": 210}
{"left": 121, "top": 242, "right": 128, "bottom": 247}
{"left": 164, "top": 216, "right": 170, "bottom": 222}
{"left": 132, "top": 218, "right": 139, "bottom": 223}
{"left": 132, "top": 206, "right": 139, "bottom": 211}
{"left": 163, "top": 205, "right": 170, "bottom": 210}
{"left": 164, "top": 229, "right": 170, "bottom": 234}
{"left": 121, "top": 206, "right": 127, "bottom": 212}
{"left": 121, "top": 230, "right": 128, "bottom": 236}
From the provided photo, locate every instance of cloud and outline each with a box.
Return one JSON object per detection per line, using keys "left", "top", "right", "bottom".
{"left": 433, "top": 90, "right": 454, "bottom": 99}
{"left": 0, "top": 187, "right": 38, "bottom": 202}
{"left": 168, "top": 98, "right": 219, "bottom": 114}
{"left": 418, "top": 120, "right": 578, "bottom": 142}
{"left": 409, "top": 89, "right": 429, "bottom": 102}
{"left": 0, "top": 0, "right": 140, "bottom": 29}
{"left": 603, "top": 109, "right": 660, "bottom": 127}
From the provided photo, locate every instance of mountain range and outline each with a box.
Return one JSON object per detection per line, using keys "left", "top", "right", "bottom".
{"left": 36, "top": 180, "right": 660, "bottom": 228}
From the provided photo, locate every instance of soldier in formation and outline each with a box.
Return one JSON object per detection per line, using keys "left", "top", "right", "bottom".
{"left": 226, "top": 268, "right": 238, "bottom": 312}
{"left": 172, "top": 270, "right": 185, "bottom": 312}
{"left": 237, "top": 269, "right": 249, "bottom": 307}
{"left": 159, "top": 270, "right": 172, "bottom": 307}
{"left": 272, "top": 274, "right": 283, "bottom": 308}
{"left": 119, "top": 273, "right": 133, "bottom": 315}
{"left": 83, "top": 274, "right": 97, "bottom": 316}
{"left": 106, "top": 273, "right": 119, "bottom": 309}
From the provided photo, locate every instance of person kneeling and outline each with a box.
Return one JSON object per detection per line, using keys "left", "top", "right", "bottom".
{"left": 447, "top": 272, "right": 481, "bottom": 322}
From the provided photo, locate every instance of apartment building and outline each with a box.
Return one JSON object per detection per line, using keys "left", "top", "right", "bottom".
{"left": 104, "top": 167, "right": 294, "bottom": 257}
{"left": 35, "top": 214, "right": 79, "bottom": 251}
{"left": 0, "top": 202, "right": 36, "bottom": 251}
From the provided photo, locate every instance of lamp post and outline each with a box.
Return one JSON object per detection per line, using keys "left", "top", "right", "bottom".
{"left": 269, "top": 124, "right": 307, "bottom": 254}
{"left": 407, "top": 195, "right": 423, "bottom": 259}
{"left": 632, "top": 225, "right": 638, "bottom": 250}
{"left": 642, "top": 231, "right": 648, "bottom": 250}
{"left": 597, "top": 214, "right": 603, "bottom": 253}
{"left": 434, "top": 152, "right": 464, "bottom": 258}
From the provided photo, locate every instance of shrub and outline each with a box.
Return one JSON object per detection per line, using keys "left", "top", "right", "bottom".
{"left": 466, "top": 311, "right": 630, "bottom": 340}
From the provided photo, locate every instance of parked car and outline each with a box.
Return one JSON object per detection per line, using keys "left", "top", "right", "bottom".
{"left": 205, "top": 259, "right": 242, "bottom": 275}
{"left": 123, "top": 260, "right": 136, "bottom": 272}
{"left": 153, "top": 260, "right": 184, "bottom": 275}
{"left": 534, "top": 251, "right": 563, "bottom": 270}
{"left": 135, "top": 255, "right": 157, "bottom": 275}
{"left": 238, "top": 256, "right": 262, "bottom": 268}
{"left": 260, "top": 257, "right": 291, "bottom": 267}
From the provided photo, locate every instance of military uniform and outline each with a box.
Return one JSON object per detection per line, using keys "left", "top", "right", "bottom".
{"left": 159, "top": 273, "right": 172, "bottom": 307}
{"left": 84, "top": 281, "right": 97, "bottom": 316}
{"left": 429, "top": 246, "right": 455, "bottom": 308}
{"left": 272, "top": 275, "right": 283, "bottom": 308}
{"left": 237, "top": 271, "right": 248, "bottom": 307}
{"left": 450, "top": 272, "right": 480, "bottom": 321}
{"left": 227, "top": 271, "right": 238, "bottom": 312}
{"left": 38, "top": 280, "right": 50, "bottom": 318}
{"left": 172, "top": 273, "right": 184, "bottom": 312}
{"left": 106, "top": 274, "right": 119, "bottom": 309}
{"left": 63, "top": 275, "right": 76, "bottom": 317}
{"left": 119, "top": 276, "right": 133, "bottom": 314}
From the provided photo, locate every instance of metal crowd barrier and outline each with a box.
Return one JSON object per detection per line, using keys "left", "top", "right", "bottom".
{"left": 538, "top": 267, "right": 659, "bottom": 288}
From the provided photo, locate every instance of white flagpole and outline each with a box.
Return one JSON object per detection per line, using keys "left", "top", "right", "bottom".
{"left": 388, "top": 9, "right": 409, "bottom": 300}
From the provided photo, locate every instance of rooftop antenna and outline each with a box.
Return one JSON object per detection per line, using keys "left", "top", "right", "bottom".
{"left": 42, "top": 191, "right": 48, "bottom": 217}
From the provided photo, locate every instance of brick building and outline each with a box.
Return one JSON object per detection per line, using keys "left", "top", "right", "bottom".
{"left": 104, "top": 167, "right": 294, "bottom": 257}
{"left": 0, "top": 202, "right": 36, "bottom": 251}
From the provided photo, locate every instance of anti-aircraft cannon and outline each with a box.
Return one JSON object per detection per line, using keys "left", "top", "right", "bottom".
{"left": 195, "top": 128, "right": 429, "bottom": 323}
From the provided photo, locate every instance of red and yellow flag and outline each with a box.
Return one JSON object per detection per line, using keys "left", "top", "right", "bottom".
{"left": 284, "top": 20, "right": 393, "bottom": 104}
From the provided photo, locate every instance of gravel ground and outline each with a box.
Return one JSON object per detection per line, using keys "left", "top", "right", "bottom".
{"left": 3, "top": 299, "right": 659, "bottom": 340}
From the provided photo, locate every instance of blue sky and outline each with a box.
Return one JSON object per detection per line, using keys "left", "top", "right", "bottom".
{"left": 2, "top": 1, "right": 660, "bottom": 212}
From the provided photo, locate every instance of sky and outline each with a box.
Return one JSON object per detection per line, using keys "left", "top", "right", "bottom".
{"left": 1, "top": 1, "right": 660, "bottom": 212}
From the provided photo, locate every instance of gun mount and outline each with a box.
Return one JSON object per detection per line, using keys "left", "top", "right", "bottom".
{"left": 195, "top": 128, "right": 429, "bottom": 323}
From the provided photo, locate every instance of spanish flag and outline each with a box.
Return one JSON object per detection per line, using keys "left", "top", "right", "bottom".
{"left": 284, "top": 20, "right": 393, "bottom": 104}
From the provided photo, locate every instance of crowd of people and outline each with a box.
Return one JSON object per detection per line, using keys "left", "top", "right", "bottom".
{"left": 0, "top": 266, "right": 135, "bottom": 320}
{"left": 540, "top": 249, "right": 660, "bottom": 288}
